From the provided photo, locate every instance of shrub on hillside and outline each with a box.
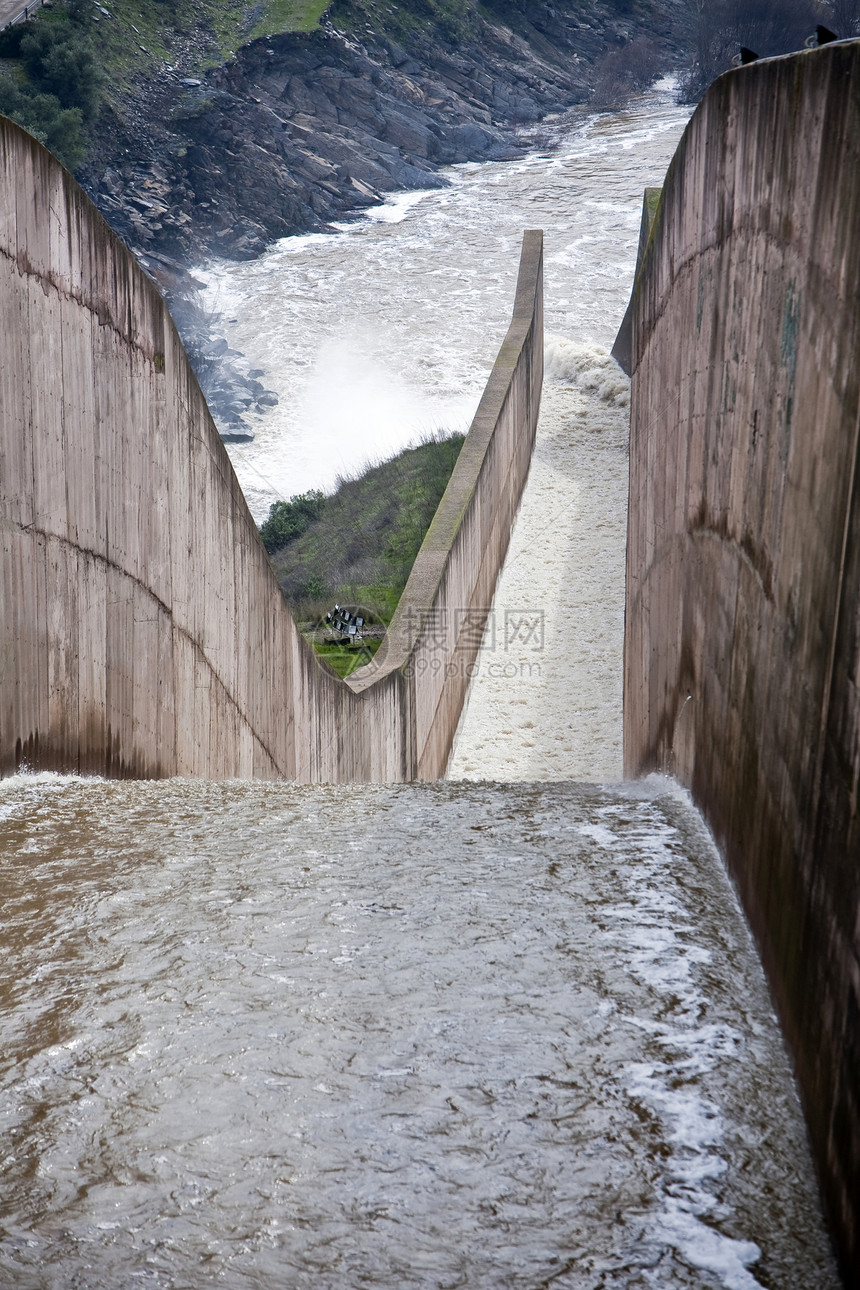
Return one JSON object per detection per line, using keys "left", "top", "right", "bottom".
{"left": 591, "top": 35, "right": 665, "bottom": 108}
{"left": 19, "top": 19, "right": 103, "bottom": 118}
{"left": 0, "top": 78, "right": 87, "bottom": 169}
{"left": 0, "top": 2, "right": 103, "bottom": 170}
{"left": 259, "top": 491, "right": 326, "bottom": 554}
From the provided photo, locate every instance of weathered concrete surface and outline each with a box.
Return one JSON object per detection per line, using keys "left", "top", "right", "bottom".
{"left": 624, "top": 42, "right": 860, "bottom": 1280}
{"left": 0, "top": 114, "right": 542, "bottom": 782}
{"left": 610, "top": 185, "right": 660, "bottom": 376}
{"left": 347, "top": 242, "right": 543, "bottom": 779}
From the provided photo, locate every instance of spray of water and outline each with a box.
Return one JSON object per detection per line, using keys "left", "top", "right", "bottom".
{"left": 545, "top": 334, "right": 631, "bottom": 407}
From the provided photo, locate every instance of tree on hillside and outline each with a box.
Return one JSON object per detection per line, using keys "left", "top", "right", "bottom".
{"left": 0, "top": 81, "right": 86, "bottom": 169}
{"left": 0, "top": 0, "right": 103, "bottom": 171}
{"left": 19, "top": 21, "right": 103, "bottom": 119}
{"left": 260, "top": 492, "right": 327, "bottom": 555}
{"left": 591, "top": 35, "right": 666, "bottom": 107}
{"left": 679, "top": 0, "right": 845, "bottom": 100}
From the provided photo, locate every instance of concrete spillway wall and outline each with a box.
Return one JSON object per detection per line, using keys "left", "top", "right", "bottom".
{"left": 624, "top": 42, "right": 860, "bottom": 1279}
{"left": 0, "top": 115, "right": 542, "bottom": 782}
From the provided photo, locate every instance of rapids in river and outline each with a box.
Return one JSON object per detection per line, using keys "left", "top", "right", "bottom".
{"left": 199, "top": 78, "right": 690, "bottom": 517}
{"left": 0, "top": 83, "right": 842, "bottom": 1288}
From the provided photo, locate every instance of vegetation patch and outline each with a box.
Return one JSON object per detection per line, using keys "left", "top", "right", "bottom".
{"left": 261, "top": 432, "right": 464, "bottom": 677}
{"left": 330, "top": 0, "right": 480, "bottom": 44}
{"left": 249, "top": 0, "right": 330, "bottom": 41}
{"left": 0, "top": 0, "right": 332, "bottom": 170}
{"left": 0, "top": 79, "right": 87, "bottom": 168}
{"left": 259, "top": 490, "right": 326, "bottom": 553}
{"left": 0, "top": 0, "right": 103, "bottom": 168}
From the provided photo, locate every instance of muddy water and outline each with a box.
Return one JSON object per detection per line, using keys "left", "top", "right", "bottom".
{"left": 0, "top": 774, "right": 839, "bottom": 1289}
{"left": 201, "top": 80, "right": 690, "bottom": 518}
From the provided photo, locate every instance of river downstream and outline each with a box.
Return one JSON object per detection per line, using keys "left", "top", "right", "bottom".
{"left": 203, "top": 82, "right": 689, "bottom": 781}
{"left": 201, "top": 79, "right": 690, "bottom": 517}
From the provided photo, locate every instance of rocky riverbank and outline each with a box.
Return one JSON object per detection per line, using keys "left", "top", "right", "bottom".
{"left": 81, "top": 0, "right": 681, "bottom": 268}
{"left": 74, "top": 0, "right": 681, "bottom": 436}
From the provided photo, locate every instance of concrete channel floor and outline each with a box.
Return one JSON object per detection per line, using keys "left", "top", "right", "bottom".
{"left": 448, "top": 339, "right": 630, "bottom": 783}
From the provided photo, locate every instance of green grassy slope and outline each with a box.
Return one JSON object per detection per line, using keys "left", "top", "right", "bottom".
{"left": 0, "top": 0, "right": 330, "bottom": 168}
{"left": 264, "top": 433, "right": 465, "bottom": 677}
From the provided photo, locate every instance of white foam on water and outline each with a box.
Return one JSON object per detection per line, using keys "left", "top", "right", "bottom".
{"left": 0, "top": 770, "right": 91, "bottom": 820}
{"left": 270, "top": 331, "right": 473, "bottom": 498}
{"left": 447, "top": 342, "right": 629, "bottom": 782}
{"left": 545, "top": 333, "right": 631, "bottom": 404}
{"left": 198, "top": 90, "right": 692, "bottom": 520}
{"left": 363, "top": 188, "right": 437, "bottom": 225}
{"left": 590, "top": 797, "right": 767, "bottom": 1290}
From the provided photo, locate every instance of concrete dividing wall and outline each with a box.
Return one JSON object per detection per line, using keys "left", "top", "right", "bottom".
{"left": 624, "top": 43, "right": 860, "bottom": 1279}
{"left": 0, "top": 114, "right": 542, "bottom": 783}
{"left": 610, "top": 186, "right": 660, "bottom": 377}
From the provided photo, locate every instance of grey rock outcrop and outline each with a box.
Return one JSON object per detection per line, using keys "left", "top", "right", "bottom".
{"left": 82, "top": 1, "right": 674, "bottom": 266}
{"left": 75, "top": 0, "right": 677, "bottom": 438}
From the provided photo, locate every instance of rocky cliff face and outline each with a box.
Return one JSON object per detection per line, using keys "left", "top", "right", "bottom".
{"left": 71, "top": 0, "right": 677, "bottom": 436}
{"left": 82, "top": 0, "right": 677, "bottom": 270}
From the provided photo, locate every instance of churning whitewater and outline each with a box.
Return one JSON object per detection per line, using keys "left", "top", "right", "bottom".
{"left": 0, "top": 774, "right": 839, "bottom": 1289}
{"left": 201, "top": 78, "right": 687, "bottom": 515}
{"left": 449, "top": 339, "right": 631, "bottom": 781}
{"left": 0, "top": 84, "right": 841, "bottom": 1290}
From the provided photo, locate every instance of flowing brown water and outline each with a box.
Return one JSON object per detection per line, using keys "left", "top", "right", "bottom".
{"left": 0, "top": 775, "right": 838, "bottom": 1288}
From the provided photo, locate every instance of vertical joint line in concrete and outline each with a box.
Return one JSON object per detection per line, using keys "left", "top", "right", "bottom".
{"left": 810, "top": 375, "right": 860, "bottom": 844}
